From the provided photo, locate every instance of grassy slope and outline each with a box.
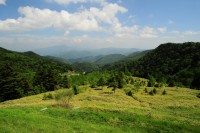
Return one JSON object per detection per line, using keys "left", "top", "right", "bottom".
{"left": 0, "top": 86, "right": 200, "bottom": 133}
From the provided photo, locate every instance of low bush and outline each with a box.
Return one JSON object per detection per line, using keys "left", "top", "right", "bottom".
{"left": 43, "top": 93, "right": 54, "bottom": 100}
{"left": 73, "top": 86, "right": 80, "bottom": 95}
{"left": 197, "top": 93, "right": 200, "bottom": 98}
{"left": 149, "top": 90, "right": 154, "bottom": 96}
{"left": 55, "top": 89, "right": 74, "bottom": 108}
{"left": 162, "top": 90, "right": 167, "bottom": 95}
{"left": 124, "top": 88, "right": 133, "bottom": 97}
{"left": 144, "top": 88, "right": 148, "bottom": 93}
{"left": 153, "top": 88, "right": 157, "bottom": 94}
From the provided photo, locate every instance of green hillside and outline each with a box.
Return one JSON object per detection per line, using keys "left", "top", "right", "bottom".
{"left": 0, "top": 86, "right": 200, "bottom": 132}
{"left": 70, "top": 54, "right": 126, "bottom": 64}
{"left": 126, "top": 50, "right": 151, "bottom": 61}
{"left": 103, "top": 42, "right": 200, "bottom": 89}
{"left": 0, "top": 47, "right": 72, "bottom": 73}
{"left": 0, "top": 47, "right": 73, "bottom": 102}
{"left": 1, "top": 44, "right": 200, "bottom": 132}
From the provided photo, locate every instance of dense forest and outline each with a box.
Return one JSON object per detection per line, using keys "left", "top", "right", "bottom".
{"left": 0, "top": 47, "right": 73, "bottom": 101}
{"left": 103, "top": 42, "right": 200, "bottom": 89}
{"left": 0, "top": 42, "right": 200, "bottom": 102}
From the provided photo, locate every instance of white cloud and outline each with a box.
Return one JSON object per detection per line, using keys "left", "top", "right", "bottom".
{"left": 140, "top": 26, "right": 157, "bottom": 38}
{"left": 0, "top": 3, "right": 127, "bottom": 33}
{"left": 157, "top": 27, "right": 167, "bottom": 33}
{"left": 46, "top": 0, "right": 107, "bottom": 5}
{"left": 0, "top": 0, "right": 6, "bottom": 5}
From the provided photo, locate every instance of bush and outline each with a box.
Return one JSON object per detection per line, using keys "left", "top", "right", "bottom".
{"left": 55, "top": 89, "right": 74, "bottom": 107}
{"left": 153, "top": 88, "right": 157, "bottom": 94}
{"left": 127, "top": 91, "right": 133, "bottom": 97}
{"left": 90, "top": 84, "right": 97, "bottom": 88}
{"left": 149, "top": 90, "right": 154, "bottom": 96}
{"left": 124, "top": 88, "right": 133, "bottom": 97}
{"left": 73, "top": 86, "right": 80, "bottom": 95}
{"left": 144, "top": 88, "right": 148, "bottom": 93}
{"left": 162, "top": 90, "right": 167, "bottom": 95}
{"left": 197, "top": 93, "right": 200, "bottom": 98}
{"left": 43, "top": 93, "right": 54, "bottom": 100}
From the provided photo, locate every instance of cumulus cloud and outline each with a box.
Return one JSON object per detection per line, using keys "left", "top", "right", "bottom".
{"left": 46, "top": 0, "right": 107, "bottom": 5}
{"left": 0, "top": 0, "right": 6, "bottom": 5}
{"left": 0, "top": 1, "right": 163, "bottom": 39}
{"left": 0, "top": 3, "right": 127, "bottom": 33}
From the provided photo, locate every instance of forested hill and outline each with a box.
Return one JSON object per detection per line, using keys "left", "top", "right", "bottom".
{"left": 0, "top": 47, "right": 73, "bottom": 102}
{"left": 103, "top": 42, "right": 200, "bottom": 89}
{"left": 0, "top": 47, "right": 72, "bottom": 73}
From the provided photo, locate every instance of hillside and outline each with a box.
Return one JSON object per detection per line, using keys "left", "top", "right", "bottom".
{"left": 0, "top": 47, "right": 73, "bottom": 102}
{"left": 103, "top": 42, "right": 200, "bottom": 89}
{"left": 0, "top": 47, "right": 72, "bottom": 73}
{"left": 126, "top": 50, "right": 152, "bottom": 61}
{"left": 0, "top": 86, "right": 200, "bottom": 132}
{"left": 69, "top": 54, "right": 126, "bottom": 64}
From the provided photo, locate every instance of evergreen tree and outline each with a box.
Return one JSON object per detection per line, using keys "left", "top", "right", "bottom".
{"left": 34, "top": 66, "right": 59, "bottom": 91}
{"left": 0, "top": 64, "right": 25, "bottom": 101}
{"left": 148, "top": 75, "right": 156, "bottom": 87}
{"left": 62, "top": 75, "right": 72, "bottom": 88}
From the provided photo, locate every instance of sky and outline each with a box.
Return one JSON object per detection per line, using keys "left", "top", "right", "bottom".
{"left": 0, "top": 0, "right": 200, "bottom": 51}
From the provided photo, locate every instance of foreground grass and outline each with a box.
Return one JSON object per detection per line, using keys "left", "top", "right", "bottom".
{"left": 0, "top": 87, "right": 200, "bottom": 133}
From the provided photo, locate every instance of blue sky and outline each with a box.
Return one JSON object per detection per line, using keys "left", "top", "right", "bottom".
{"left": 0, "top": 0, "right": 200, "bottom": 51}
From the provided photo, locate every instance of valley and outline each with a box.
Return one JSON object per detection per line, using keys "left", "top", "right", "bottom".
{"left": 0, "top": 42, "right": 200, "bottom": 133}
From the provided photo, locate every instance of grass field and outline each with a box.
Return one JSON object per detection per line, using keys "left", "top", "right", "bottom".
{"left": 0, "top": 86, "right": 200, "bottom": 133}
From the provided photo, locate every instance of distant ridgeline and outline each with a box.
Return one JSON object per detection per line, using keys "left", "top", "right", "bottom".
{"left": 0, "top": 47, "right": 73, "bottom": 102}
{"left": 103, "top": 42, "right": 200, "bottom": 89}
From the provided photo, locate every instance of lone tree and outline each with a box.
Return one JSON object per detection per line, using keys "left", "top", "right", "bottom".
{"left": 148, "top": 75, "right": 156, "bottom": 87}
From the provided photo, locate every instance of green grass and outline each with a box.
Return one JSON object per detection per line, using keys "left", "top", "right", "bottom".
{"left": 0, "top": 86, "right": 200, "bottom": 133}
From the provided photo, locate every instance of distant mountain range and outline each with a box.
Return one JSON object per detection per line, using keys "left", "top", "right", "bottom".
{"left": 33, "top": 45, "right": 143, "bottom": 61}
{"left": 33, "top": 45, "right": 146, "bottom": 65}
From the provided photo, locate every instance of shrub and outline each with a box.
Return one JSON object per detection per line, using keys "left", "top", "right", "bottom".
{"left": 144, "top": 88, "right": 148, "bottom": 93}
{"left": 149, "top": 90, "right": 154, "bottom": 96}
{"left": 90, "top": 84, "right": 97, "bottom": 88}
{"left": 124, "top": 88, "right": 133, "bottom": 97}
{"left": 153, "top": 88, "right": 157, "bottom": 94}
{"left": 197, "top": 93, "right": 200, "bottom": 98}
{"left": 127, "top": 91, "right": 133, "bottom": 97}
{"left": 162, "top": 90, "right": 167, "bottom": 95}
{"left": 55, "top": 89, "right": 74, "bottom": 107}
{"left": 43, "top": 93, "right": 54, "bottom": 100}
{"left": 73, "top": 85, "right": 80, "bottom": 95}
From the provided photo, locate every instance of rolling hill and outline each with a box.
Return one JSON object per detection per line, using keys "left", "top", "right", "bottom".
{"left": 70, "top": 54, "right": 126, "bottom": 64}
{"left": 0, "top": 47, "right": 72, "bottom": 73}
{"left": 0, "top": 86, "right": 200, "bottom": 132}
{"left": 0, "top": 47, "right": 73, "bottom": 102}
{"left": 103, "top": 42, "right": 200, "bottom": 89}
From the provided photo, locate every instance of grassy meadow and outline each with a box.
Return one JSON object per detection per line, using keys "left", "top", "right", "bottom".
{"left": 0, "top": 86, "right": 200, "bottom": 133}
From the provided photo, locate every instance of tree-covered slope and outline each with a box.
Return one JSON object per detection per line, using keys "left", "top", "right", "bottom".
{"left": 103, "top": 42, "right": 200, "bottom": 89}
{"left": 0, "top": 47, "right": 73, "bottom": 102}
{"left": 0, "top": 47, "right": 72, "bottom": 73}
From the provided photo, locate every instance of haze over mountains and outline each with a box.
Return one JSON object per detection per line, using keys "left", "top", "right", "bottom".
{"left": 33, "top": 45, "right": 143, "bottom": 63}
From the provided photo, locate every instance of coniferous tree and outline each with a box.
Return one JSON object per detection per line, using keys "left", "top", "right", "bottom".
{"left": 0, "top": 64, "right": 26, "bottom": 101}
